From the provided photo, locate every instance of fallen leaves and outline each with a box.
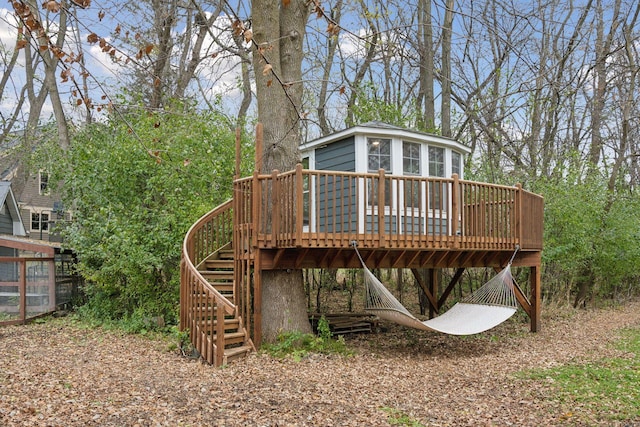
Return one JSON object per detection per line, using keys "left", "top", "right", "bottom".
{"left": 0, "top": 301, "right": 639, "bottom": 426}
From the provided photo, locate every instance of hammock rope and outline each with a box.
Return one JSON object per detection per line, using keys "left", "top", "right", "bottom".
{"left": 353, "top": 242, "right": 520, "bottom": 335}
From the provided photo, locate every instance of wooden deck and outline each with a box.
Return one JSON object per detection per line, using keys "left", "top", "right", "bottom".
{"left": 180, "top": 166, "right": 544, "bottom": 366}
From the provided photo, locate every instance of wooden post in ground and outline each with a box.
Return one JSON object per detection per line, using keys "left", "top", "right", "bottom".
{"left": 530, "top": 264, "right": 541, "bottom": 332}
{"left": 235, "top": 127, "right": 241, "bottom": 179}
{"left": 428, "top": 268, "right": 439, "bottom": 318}
{"left": 255, "top": 123, "right": 263, "bottom": 173}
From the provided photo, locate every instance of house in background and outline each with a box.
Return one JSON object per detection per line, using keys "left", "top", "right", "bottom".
{"left": 0, "top": 142, "right": 69, "bottom": 242}
{"left": 0, "top": 141, "right": 79, "bottom": 325}
{"left": 0, "top": 181, "right": 27, "bottom": 239}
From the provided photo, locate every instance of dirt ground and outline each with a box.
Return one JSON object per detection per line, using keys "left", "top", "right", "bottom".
{"left": 1, "top": 301, "right": 639, "bottom": 427}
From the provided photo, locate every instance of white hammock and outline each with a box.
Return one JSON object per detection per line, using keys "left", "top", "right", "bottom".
{"left": 356, "top": 247, "right": 519, "bottom": 335}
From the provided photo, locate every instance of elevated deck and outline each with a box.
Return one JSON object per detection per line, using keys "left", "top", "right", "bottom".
{"left": 181, "top": 166, "right": 543, "bottom": 365}
{"left": 234, "top": 165, "right": 542, "bottom": 263}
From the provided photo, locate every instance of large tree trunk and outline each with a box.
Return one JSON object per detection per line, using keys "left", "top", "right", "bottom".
{"left": 440, "top": 0, "right": 454, "bottom": 137}
{"left": 252, "top": 0, "right": 311, "bottom": 343}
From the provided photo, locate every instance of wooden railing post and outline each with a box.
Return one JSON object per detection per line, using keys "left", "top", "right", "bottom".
{"left": 271, "top": 170, "right": 280, "bottom": 246}
{"left": 252, "top": 171, "right": 260, "bottom": 248}
{"left": 451, "top": 174, "right": 459, "bottom": 248}
{"left": 234, "top": 127, "right": 241, "bottom": 179}
{"left": 215, "top": 299, "right": 225, "bottom": 366}
{"left": 515, "top": 183, "right": 523, "bottom": 246}
{"left": 378, "top": 169, "right": 386, "bottom": 246}
{"left": 295, "top": 164, "right": 304, "bottom": 246}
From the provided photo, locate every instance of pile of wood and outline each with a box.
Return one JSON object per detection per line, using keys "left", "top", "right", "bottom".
{"left": 309, "top": 313, "right": 379, "bottom": 335}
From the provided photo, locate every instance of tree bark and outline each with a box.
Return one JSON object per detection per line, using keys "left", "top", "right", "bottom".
{"left": 252, "top": 0, "right": 311, "bottom": 343}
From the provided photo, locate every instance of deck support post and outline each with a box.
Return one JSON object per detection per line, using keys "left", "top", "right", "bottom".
{"left": 530, "top": 264, "right": 541, "bottom": 332}
{"left": 254, "top": 249, "right": 263, "bottom": 348}
{"left": 428, "top": 268, "right": 439, "bottom": 318}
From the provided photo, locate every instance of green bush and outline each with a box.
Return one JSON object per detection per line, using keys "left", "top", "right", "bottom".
{"left": 261, "top": 317, "right": 351, "bottom": 361}
{"left": 37, "top": 100, "right": 253, "bottom": 330}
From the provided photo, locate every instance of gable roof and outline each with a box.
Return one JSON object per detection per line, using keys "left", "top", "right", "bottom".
{"left": 0, "top": 181, "right": 27, "bottom": 236}
{"left": 300, "top": 122, "right": 472, "bottom": 154}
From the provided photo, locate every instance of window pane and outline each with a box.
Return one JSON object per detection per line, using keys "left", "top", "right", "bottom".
{"left": 452, "top": 151, "right": 461, "bottom": 176}
{"left": 39, "top": 172, "right": 49, "bottom": 194}
{"left": 429, "top": 146, "right": 445, "bottom": 177}
{"left": 367, "top": 138, "right": 391, "bottom": 172}
{"left": 31, "top": 213, "right": 40, "bottom": 230}
{"left": 403, "top": 141, "right": 420, "bottom": 175}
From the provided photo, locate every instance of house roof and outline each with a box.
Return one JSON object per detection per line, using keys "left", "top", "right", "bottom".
{"left": 300, "top": 122, "right": 472, "bottom": 154}
{"left": 0, "top": 181, "right": 26, "bottom": 236}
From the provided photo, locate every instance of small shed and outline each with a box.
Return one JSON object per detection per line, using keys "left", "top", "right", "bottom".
{"left": 298, "top": 122, "right": 472, "bottom": 235}
{"left": 299, "top": 121, "right": 470, "bottom": 178}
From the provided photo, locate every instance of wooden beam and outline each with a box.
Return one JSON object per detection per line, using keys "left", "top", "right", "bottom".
{"left": 433, "top": 251, "right": 449, "bottom": 268}
{"left": 411, "top": 269, "right": 438, "bottom": 314}
{"left": 418, "top": 251, "right": 436, "bottom": 267}
{"left": 271, "top": 248, "right": 287, "bottom": 268}
{"left": 294, "top": 248, "right": 310, "bottom": 268}
{"left": 438, "top": 268, "right": 465, "bottom": 308}
{"left": 391, "top": 250, "right": 407, "bottom": 268}
{"left": 405, "top": 251, "right": 421, "bottom": 268}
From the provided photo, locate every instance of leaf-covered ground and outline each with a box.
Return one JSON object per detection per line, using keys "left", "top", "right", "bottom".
{"left": 1, "top": 301, "right": 639, "bottom": 426}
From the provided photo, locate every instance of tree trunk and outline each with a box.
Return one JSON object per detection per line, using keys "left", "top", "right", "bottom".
{"left": 440, "top": 0, "right": 454, "bottom": 137}
{"left": 252, "top": 0, "right": 311, "bottom": 343}
{"left": 418, "top": 0, "right": 435, "bottom": 132}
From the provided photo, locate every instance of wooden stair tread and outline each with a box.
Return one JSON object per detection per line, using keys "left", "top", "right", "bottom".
{"left": 223, "top": 345, "right": 252, "bottom": 364}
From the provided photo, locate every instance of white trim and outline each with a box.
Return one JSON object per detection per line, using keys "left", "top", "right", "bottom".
{"left": 300, "top": 123, "right": 471, "bottom": 155}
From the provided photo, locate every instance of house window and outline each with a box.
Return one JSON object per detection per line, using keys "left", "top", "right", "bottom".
{"left": 367, "top": 138, "right": 391, "bottom": 207}
{"left": 39, "top": 171, "right": 49, "bottom": 195}
{"left": 31, "top": 212, "right": 49, "bottom": 231}
{"left": 452, "top": 151, "right": 462, "bottom": 177}
{"left": 428, "top": 146, "right": 446, "bottom": 211}
{"left": 428, "top": 146, "right": 445, "bottom": 177}
{"left": 367, "top": 138, "right": 391, "bottom": 172}
{"left": 402, "top": 141, "right": 421, "bottom": 175}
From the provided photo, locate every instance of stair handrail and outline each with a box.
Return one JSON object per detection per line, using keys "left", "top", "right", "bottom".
{"left": 182, "top": 199, "right": 236, "bottom": 313}
{"left": 181, "top": 200, "right": 238, "bottom": 365}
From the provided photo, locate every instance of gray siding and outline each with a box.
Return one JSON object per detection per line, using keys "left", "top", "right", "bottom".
{"left": 0, "top": 203, "right": 12, "bottom": 234}
{"left": 316, "top": 175, "right": 358, "bottom": 233}
{"left": 316, "top": 136, "right": 356, "bottom": 171}
{"left": 316, "top": 137, "right": 357, "bottom": 232}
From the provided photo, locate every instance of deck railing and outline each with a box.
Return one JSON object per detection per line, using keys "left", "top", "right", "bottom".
{"left": 183, "top": 167, "right": 543, "bottom": 355}
{"left": 180, "top": 200, "right": 236, "bottom": 366}
{"left": 234, "top": 165, "right": 543, "bottom": 252}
